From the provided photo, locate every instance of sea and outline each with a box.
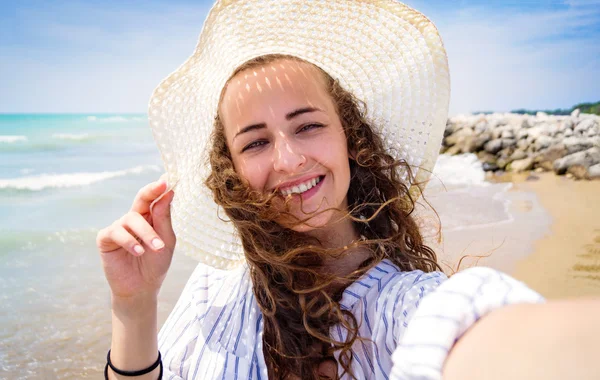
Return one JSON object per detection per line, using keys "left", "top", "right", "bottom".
{"left": 0, "top": 114, "right": 544, "bottom": 378}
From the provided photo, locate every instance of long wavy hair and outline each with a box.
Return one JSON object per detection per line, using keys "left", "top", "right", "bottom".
{"left": 206, "top": 54, "right": 440, "bottom": 379}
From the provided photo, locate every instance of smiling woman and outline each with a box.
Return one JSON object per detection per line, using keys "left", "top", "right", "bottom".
{"left": 94, "top": 1, "right": 600, "bottom": 380}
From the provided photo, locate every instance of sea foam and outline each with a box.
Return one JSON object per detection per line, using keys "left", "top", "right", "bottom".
{"left": 430, "top": 153, "right": 489, "bottom": 189}
{"left": 86, "top": 115, "right": 145, "bottom": 123}
{"left": 0, "top": 165, "right": 162, "bottom": 191}
{"left": 52, "top": 133, "right": 92, "bottom": 141}
{"left": 0, "top": 135, "right": 28, "bottom": 143}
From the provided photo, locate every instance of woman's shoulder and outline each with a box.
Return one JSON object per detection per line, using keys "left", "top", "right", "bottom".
{"left": 181, "top": 261, "right": 252, "bottom": 309}
{"left": 339, "top": 259, "right": 448, "bottom": 312}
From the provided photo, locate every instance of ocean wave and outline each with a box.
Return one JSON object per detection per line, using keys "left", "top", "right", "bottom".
{"left": 86, "top": 115, "right": 146, "bottom": 123}
{"left": 52, "top": 133, "right": 92, "bottom": 141}
{"left": 0, "top": 165, "right": 162, "bottom": 192}
{"left": 430, "top": 153, "right": 489, "bottom": 188}
{"left": 0, "top": 135, "right": 28, "bottom": 143}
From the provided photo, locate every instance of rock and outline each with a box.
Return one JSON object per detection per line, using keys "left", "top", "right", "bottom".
{"left": 567, "top": 165, "right": 589, "bottom": 180}
{"left": 469, "top": 132, "right": 492, "bottom": 152}
{"left": 445, "top": 145, "right": 462, "bottom": 155}
{"left": 561, "top": 119, "right": 574, "bottom": 130}
{"left": 482, "top": 162, "right": 499, "bottom": 172}
{"left": 497, "top": 156, "right": 511, "bottom": 169}
{"left": 553, "top": 147, "right": 600, "bottom": 175}
{"left": 501, "top": 129, "right": 515, "bottom": 139}
{"left": 574, "top": 118, "right": 598, "bottom": 134}
{"left": 566, "top": 173, "right": 574, "bottom": 179}
{"left": 509, "top": 157, "right": 534, "bottom": 172}
{"left": 516, "top": 139, "right": 529, "bottom": 150}
{"left": 510, "top": 149, "right": 528, "bottom": 161}
{"left": 501, "top": 138, "right": 517, "bottom": 149}
{"left": 474, "top": 120, "right": 489, "bottom": 133}
{"left": 563, "top": 137, "right": 596, "bottom": 154}
{"left": 534, "top": 167, "right": 545, "bottom": 173}
{"left": 477, "top": 151, "right": 497, "bottom": 164}
{"left": 526, "top": 126, "right": 547, "bottom": 140}
{"left": 484, "top": 139, "right": 503, "bottom": 154}
{"left": 589, "top": 164, "right": 600, "bottom": 179}
{"left": 571, "top": 108, "right": 580, "bottom": 119}
{"left": 564, "top": 128, "right": 573, "bottom": 137}
{"left": 534, "top": 135, "right": 553, "bottom": 151}
{"left": 521, "top": 118, "right": 533, "bottom": 129}
{"left": 534, "top": 144, "right": 568, "bottom": 171}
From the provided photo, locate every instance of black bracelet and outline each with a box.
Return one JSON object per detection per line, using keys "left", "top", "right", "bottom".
{"left": 104, "top": 350, "right": 162, "bottom": 379}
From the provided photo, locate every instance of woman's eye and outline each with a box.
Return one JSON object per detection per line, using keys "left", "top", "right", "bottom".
{"left": 242, "top": 140, "right": 267, "bottom": 152}
{"left": 297, "top": 123, "right": 323, "bottom": 133}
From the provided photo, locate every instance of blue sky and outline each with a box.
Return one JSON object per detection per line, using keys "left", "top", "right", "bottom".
{"left": 1, "top": 0, "right": 599, "bottom": 115}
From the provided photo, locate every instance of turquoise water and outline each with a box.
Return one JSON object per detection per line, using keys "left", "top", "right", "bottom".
{"left": 0, "top": 114, "right": 163, "bottom": 231}
{"left": 0, "top": 114, "right": 197, "bottom": 378}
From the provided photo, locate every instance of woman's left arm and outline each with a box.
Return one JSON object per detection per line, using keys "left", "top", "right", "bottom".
{"left": 442, "top": 298, "right": 600, "bottom": 380}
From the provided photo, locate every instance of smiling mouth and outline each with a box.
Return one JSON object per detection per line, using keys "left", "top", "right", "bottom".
{"left": 280, "top": 175, "right": 324, "bottom": 196}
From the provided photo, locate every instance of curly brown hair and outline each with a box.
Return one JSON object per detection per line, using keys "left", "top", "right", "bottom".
{"left": 206, "top": 54, "right": 440, "bottom": 379}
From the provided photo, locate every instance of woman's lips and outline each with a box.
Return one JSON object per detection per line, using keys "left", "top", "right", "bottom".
{"left": 284, "top": 174, "right": 325, "bottom": 201}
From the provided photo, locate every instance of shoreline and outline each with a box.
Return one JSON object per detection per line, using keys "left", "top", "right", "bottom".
{"left": 423, "top": 167, "right": 600, "bottom": 299}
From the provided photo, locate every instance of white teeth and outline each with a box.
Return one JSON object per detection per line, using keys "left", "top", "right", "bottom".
{"left": 281, "top": 176, "right": 322, "bottom": 196}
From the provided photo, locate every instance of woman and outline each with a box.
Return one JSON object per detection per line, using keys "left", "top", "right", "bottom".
{"left": 97, "top": 1, "right": 600, "bottom": 379}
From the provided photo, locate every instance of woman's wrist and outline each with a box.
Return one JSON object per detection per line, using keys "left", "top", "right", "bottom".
{"left": 111, "top": 291, "right": 158, "bottom": 318}
{"left": 109, "top": 291, "right": 159, "bottom": 378}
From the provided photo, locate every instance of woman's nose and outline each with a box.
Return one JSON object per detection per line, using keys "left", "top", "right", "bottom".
{"left": 272, "top": 137, "right": 306, "bottom": 173}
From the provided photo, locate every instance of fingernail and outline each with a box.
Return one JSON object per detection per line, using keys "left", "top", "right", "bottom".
{"left": 134, "top": 245, "right": 145, "bottom": 255}
{"left": 152, "top": 238, "right": 165, "bottom": 250}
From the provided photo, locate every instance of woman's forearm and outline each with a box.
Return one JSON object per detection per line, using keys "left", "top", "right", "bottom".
{"left": 108, "top": 293, "right": 160, "bottom": 380}
{"left": 443, "top": 298, "right": 600, "bottom": 380}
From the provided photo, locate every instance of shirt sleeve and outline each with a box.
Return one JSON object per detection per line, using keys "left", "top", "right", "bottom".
{"left": 389, "top": 267, "right": 545, "bottom": 380}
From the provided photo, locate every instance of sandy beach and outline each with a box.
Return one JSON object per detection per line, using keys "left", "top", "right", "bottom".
{"left": 510, "top": 173, "right": 600, "bottom": 298}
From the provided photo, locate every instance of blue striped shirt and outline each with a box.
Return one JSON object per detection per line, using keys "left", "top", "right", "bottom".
{"left": 158, "top": 259, "right": 543, "bottom": 379}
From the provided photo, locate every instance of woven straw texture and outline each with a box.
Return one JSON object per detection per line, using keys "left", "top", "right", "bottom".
{"left": 148, "top": 0, "right": 450, "bottom": 269}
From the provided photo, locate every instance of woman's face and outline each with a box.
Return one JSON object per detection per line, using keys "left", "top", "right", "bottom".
{"left": 219, "top": 59, "right": 351, "bottom": 232}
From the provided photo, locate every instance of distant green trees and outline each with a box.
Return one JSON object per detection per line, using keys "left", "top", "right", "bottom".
{"left": 511, "top": 101, "right": 600, "bottom": 116}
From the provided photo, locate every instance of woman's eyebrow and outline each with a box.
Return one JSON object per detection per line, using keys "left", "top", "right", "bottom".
{"left": 233, "top": 123, "right": 265, "bottom": 141}
{"left": 233, "top": 107, "right": 324, "bottom": 141}
{"left": 285, "top": 106, "right": 323, "bottom": 120}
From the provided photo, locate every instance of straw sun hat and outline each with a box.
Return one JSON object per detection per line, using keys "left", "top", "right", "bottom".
{"left": 148, "top": 0, "right": 450, "bottom": 270}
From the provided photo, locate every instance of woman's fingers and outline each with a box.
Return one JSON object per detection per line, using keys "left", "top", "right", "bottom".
{"left": 105, "top": 225, "right": 146, "bottom": 256}
{"left": 150, "top": 189, "right": 176, "bottom": 248}
{"left": 130, "top": 180, "right": 168, "bottom": 215}
{"left": 96, "top": 223, "right": 145, "bottom": 256}
{"left": 120, "top": 212, "right": 166, "bottom": 252}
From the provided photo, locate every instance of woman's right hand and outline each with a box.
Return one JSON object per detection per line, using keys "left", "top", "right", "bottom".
{"left": 96, "top": 179, "right": 176, "bottom": 301}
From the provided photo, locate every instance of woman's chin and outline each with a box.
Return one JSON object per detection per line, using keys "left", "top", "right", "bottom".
{"left": 285, "top": 210, "right": 336, "bottom": 233}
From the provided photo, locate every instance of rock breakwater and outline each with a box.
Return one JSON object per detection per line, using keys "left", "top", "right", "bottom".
{"left": 441, "top": 110, "right": 600, "bottom": 180}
